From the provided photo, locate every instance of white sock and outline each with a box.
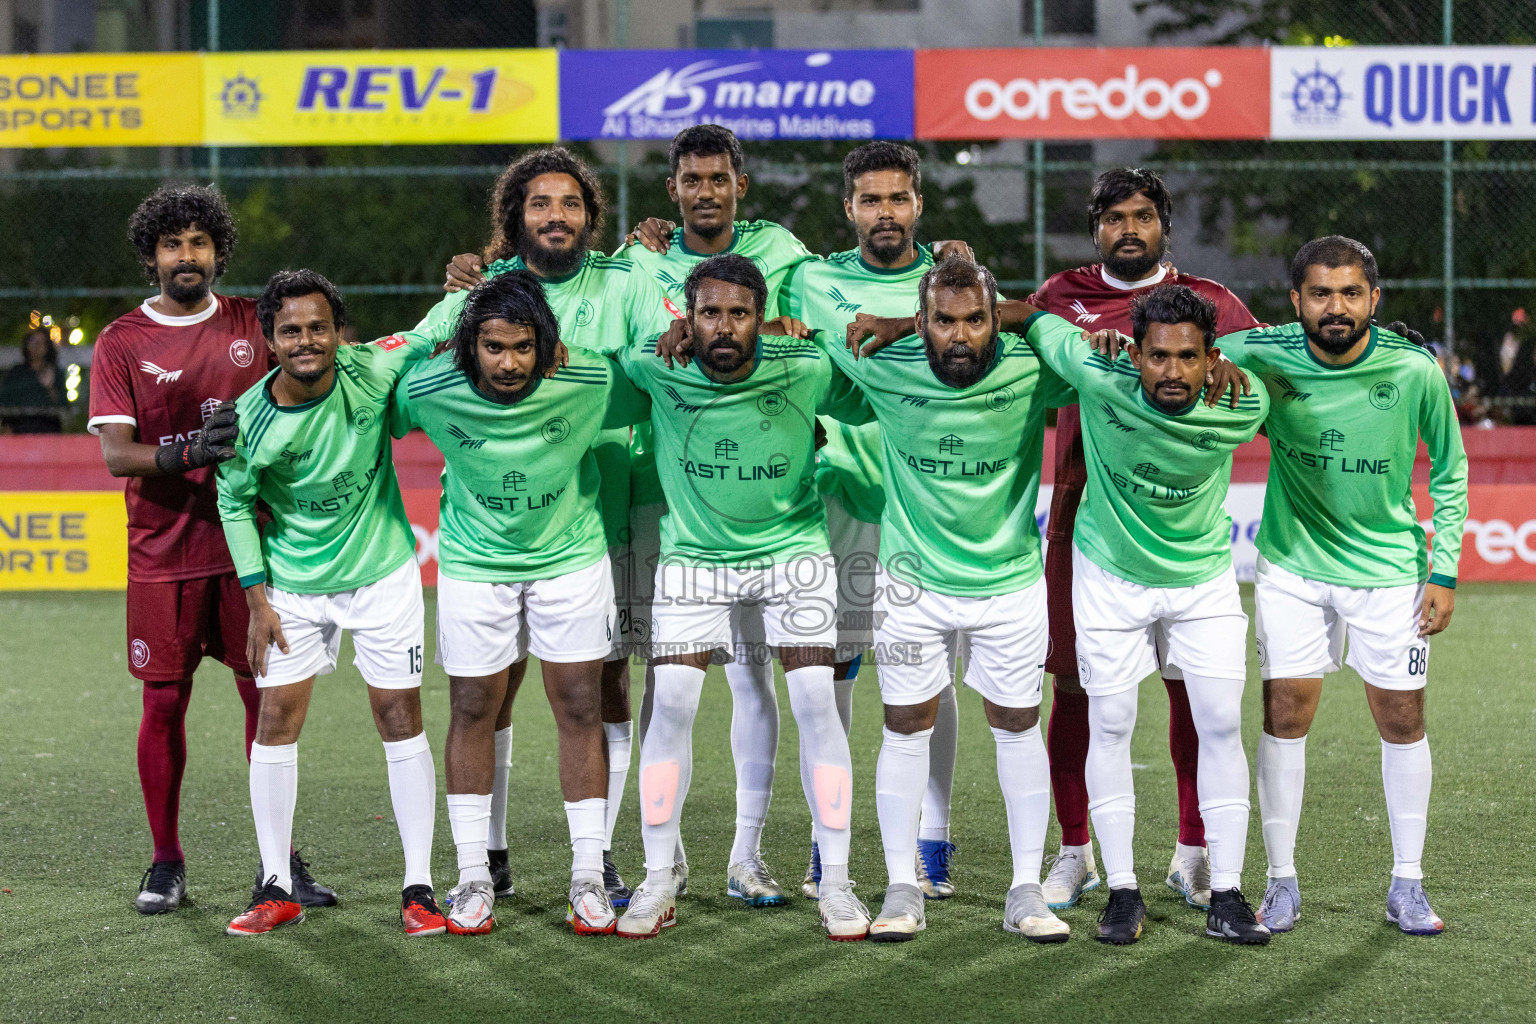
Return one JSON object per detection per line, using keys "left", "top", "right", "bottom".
{"left": 637, "top": 661, "right": 686, "bottom": 867}
{"left": 638, "top": 664, "right": 704, "bottom": 875}
{"left": 447, "top": 792, "right": 492, "bottom": 885}
{"left": 1257, "top": 731, "right": 1307, "bottom": 879}
{"left": 602, "top": 721, "right": 631, "bottom": 850}
{"left": 250, "top": 741, "right": 298, "bottom": 895}
{"left": 1086, "top": 688, "right": 1139, "bottom": 890}
{"left": 383, "top": 732, "right": 436, "bottom": 891}
{"left": 1183, "top": 674, "right": 1252, "bottom": 892}
{"left": 993, "top": 724, "right": 1051, "bottom": 889}
{"left": 565, "top": 797, "right": 607, "bottom": 886}
{"left": 919, "top": 684, "right": 959, "bottom": 843}
{"left": 725, "top": 646, "right": 778, "bottom": 866}
{"left": 1382, "top": 736, "right": 1432, "bottom": 880}
{"left": 785, "top": 665, "right": 853, "bottom": 872}
{"left": 876, "top": 725, "right": 931, "bottom": 888}
{"left": 488, "top": 726, "right": 512, "bottom": 852}
{"left": 833, "top": 676, "right": 855, "bottom": 735}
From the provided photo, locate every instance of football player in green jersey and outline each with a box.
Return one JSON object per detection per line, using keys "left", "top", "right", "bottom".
{"left": 811, "top": 255, "right": 1070, "bottom": 943}
{"left": 1221, "top": 238, "right": 1467, "bottom": 936}
{"left": 217, "top": 271, "right": 444, "bottom": 938}
{"left": 390, "top": 272, "right": 652, "bottom": 937}
{"left": 424, "top": 147, "right": 680, "bottom": 907}
{"left": 616, "top": 126, "right": 818, "bottom": 906}
{"left": 779, "top": 141, "right": 965, "bottom": 903}
{"left": 610, "top": 255, "right": 873, "bottom": 942}
{"left": 1026, "top": 284, "right": 1272, "bottom": 946}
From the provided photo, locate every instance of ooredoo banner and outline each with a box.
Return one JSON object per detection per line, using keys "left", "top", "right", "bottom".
{"left": 560, "top": 49, "right": 913, "bottom": 141}
{"left": 1271, "top": 47, "right": 1536, "bottom": 140}
{"left": 914, "top": 47, "right": 1270, "bottom": 139}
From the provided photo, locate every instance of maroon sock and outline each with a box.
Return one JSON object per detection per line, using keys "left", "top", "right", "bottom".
{"left": 1048, "top": 681, "right": 1092, "bottom": 847}
{"left": 235, "top": 674, "right": 260, "bottom": 761}
{"left": 138, "top": 680, "right": 194, "bottom": 864}
{"left": 1164, "top": 676, "right": 1206, "bottom": 847}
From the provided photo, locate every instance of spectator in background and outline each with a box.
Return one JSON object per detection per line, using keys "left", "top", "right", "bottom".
{"left": 0, "top": 328, "right": 65, "bottom": 433}
{"left": 1494, "top": 309, "right": 1534, "bottom": 426}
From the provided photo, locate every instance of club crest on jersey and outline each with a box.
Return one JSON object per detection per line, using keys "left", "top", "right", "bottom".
{"left": 374, "top": 335, "right": 409, "bottom": 351}
{"left": 1192, "top": 429, "right": 1220, "bottom": 451}
{"left": 229, "top": 338, "right": 256, "bottom": 368}
{"left": 130, "top": 639, "right": 150, "bottom": 669}
{"left": 352, "top": 407, "right": 376, "bottom": 433}
{"left": 986, "top": 386, "right": 1015, "bottom": 412}
{"left": 1369, "top": 380, "right": 1400, "bottom": 410}
{"left": 757, "top": 390, "right": 787, "bottom": 416}
{"left": 139, "top": 360, "right": 182, "bottom": 384}
{"left": 574, "top": 300, "right": 595, "bottom": 328}
{"left": 542, "top": 416, "right": 571, "bottom": 444}
{"left": 1070, "top": 300, "right": 1101, "bottom": 325}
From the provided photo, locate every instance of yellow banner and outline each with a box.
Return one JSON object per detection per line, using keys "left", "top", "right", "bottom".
{"left": 0, "top": 491, "right": 127, "bottom": 590}
{"left": 0, "top": 53, "right": 202, "bottom": 147}
{"left": 204, "top": 49, "right": 558, "bottom": 145}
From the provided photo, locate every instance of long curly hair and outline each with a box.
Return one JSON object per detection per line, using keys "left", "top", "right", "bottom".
{"left": 127, "top": 183, "right": 238, "bottom": 284}
{"left": 452, "top": 270, "right": 561, "bottom": 383}
{"left": 484, "top": 147, "right": 605, "bottom": 263}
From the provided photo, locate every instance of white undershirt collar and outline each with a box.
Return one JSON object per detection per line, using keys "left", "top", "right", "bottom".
{"left": 140, "top": 293, "right": 220, "bottom": 326}
{"left": 1100, "top": 264, "right": 1169, "bottom": 291}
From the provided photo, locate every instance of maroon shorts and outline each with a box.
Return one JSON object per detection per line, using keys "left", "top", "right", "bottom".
{"left": 125, "top": 572, "right": 252, "bottom": 682}
{"left": 1045, "top": 405, "right": 1087, "bottom": 679}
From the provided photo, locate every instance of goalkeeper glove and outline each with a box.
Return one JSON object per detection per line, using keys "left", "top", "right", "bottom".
{"left": 155, "top": 401, "right": 239, "bottom": 474}
{"left": 1386, "top": 320, "right": 1428, "bottom": 348}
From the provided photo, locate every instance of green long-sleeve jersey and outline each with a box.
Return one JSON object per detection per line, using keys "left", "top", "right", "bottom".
{"left": 402, "top": 251, "right": 678, "bottom": 545}
{"left": 613, "top": 332, "right": 869, "bottom": 567}
{"left": 822, "top": 327, "right": 1073, "bottom": 598}
{"left": 217, "top": 334, "right": 433, "bottom": 594}
{"left": 614, "top": 220, "right": 817, "bottom": 509}
{"left": 1220, "top": 321, "right": 1467, "bottom": 588}
{"left": 781, "top": 246, "right": 936, "bottom": 525}
{"left": 389, "top": 346, "right": 651, "bottom": 583}
{"left": 1026, "top": 311, "right": 1270, "bottom": 589}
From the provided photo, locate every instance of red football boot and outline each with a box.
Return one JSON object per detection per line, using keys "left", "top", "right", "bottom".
{"left": 402, "top": 884, "right": 448, "bottom": 938}
{"left": 227, "top": 878, "right": 304, "bottom": 936}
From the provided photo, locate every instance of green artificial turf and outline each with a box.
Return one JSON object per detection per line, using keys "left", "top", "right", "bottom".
{"left": 1, "top": 585, "right": 1532, "bottom": 1023}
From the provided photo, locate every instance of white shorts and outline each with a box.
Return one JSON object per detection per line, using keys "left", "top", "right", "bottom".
{"left": 610, "top": 501, "right": 665, "bottom": 663}
{"left": 651, "top": 554, "right": 837, "bottom": 658}
{"left": 258, "top": 558, "right": 424, "bottom": 690}
{"left": 1071, "top": 547, "right": 1247, "bottom": 697}
{"left": 826, "top": 494, "right": 881, "bottom": 663}
{"left": 871, "top": 565, "right": 1047, "bottom": 709}
{"left": 1254, "top": 555, "right": 1429, "bottom": 691}
{"left": 436, "top": 557, "right": 615, "bottom": 675}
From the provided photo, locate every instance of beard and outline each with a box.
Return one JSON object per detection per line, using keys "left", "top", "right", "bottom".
{"left": 1305, "top": 314, "right": 1371, "bottom": 355}
{"left": 699, "top": 337, "right": 751, "bottom": 376}
{"left": 860, "top": 220, "right": 914, "bottom": 265}
{"left": 1147, "top": 380, "right": 1196, "bottom": 412}
{"left": 285, "top": 360, "right": 330, "bottom": 386}
{"left": 925, "top": 331, "right": 999, "bottom": 389}
{"left": 161, "top": 263, "right": 211, "bottom": 305}
{"left": 689, "top": 208, "right": 728, "bottom": 242}
{"left": 477, "top": 372, "right": 538, "bottom": 404}
{"left": 519, "top": 224, "right": 592, "bottom": 277}
{"left": 1101, "top": 234, "right": 1168, "bottom": 281}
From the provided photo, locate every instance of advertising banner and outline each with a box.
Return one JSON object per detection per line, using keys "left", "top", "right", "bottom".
{"left": 914, "top": 47, "right": 1269, "bottom": 140}
{"left": 0, "top": 53, "right": 202, "bottom": 147}
{"left": 560, "top": 49, "right": 913, "bottom": 140}
{"left": 1271, "top": 47, "right": 1536, "bottom": 140}
{"left": 203, "top": 49, "right": 558, "bottom": 146}
{"left": 0, "top": 491, "right": 128, "bottom": 590}
{"left": 1418, "top": 484, "right": 1536, "bottom": 582}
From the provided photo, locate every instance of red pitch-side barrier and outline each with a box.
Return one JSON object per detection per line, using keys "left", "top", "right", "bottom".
{"left": 2, "top": 429, "right": 1534, "bottom": 585}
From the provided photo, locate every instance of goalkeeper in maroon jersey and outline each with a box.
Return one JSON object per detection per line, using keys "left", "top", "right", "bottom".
{"left": 88, "top": 184, "right": 335, "bottom": 915}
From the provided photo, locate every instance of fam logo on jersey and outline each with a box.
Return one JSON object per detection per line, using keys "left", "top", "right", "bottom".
{"left": 229, "top": 338, "right": 256, "bottom": 368}
{"left": 1101, "top": 402, "right": 1136, "bottom": 433}
{"left": 663, "top": 296, "right": 684, "bottom": 319}
{"left": 447, "top": 424, "right": 487, "bottom": 449}
{"left": 139, "top": 360, "right": 182, "bottom": 384}
{"left": 573, "top": 301, "right": 595, "bottom": 328}
{"left": 502, "top": 470, "right": 527, "bottom": 492}
{"left": 1192, "top": 429, "right": 1220, "bottom": 451}
{"left": 757, "top": 390, "right": 787, "bottom": 416}
{"left": 374, "top": 335, "right": 409, "bottom": 352}
{"left": 1069, "top": 299, "right": 1101, "bottom": 325}
{"left": 1285, "top": 60, "right": 1349, "bottom": 127}
{"left": 1369, "top": 380, "right": 1400, "bottom": 410}
{"left": 352, "top": 407, "right": 376, "bottom": 434}
{"left": 541, "top": 416, "right": 571, "bottom": 444}
{"left": 130, "top": 639, "right": 151, "bottom": 670}
{"left": 938, "top": 433, "right": 964, "bottom": 455}
{"left": 829, "top": 288, "right": 861, "bottom": 314}
{"left": 985, "top": 386, "right": 1014, "bottom": 412}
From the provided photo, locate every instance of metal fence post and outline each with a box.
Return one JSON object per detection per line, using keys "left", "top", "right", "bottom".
{"left": 1443, "top": 0, "right": 1454, "bottom": 347}
{"left": 1031, "top": 0, "right": 1045, "bottom": 291}
{"left": 208, "top": 0, "right": 220, "bottom": 181}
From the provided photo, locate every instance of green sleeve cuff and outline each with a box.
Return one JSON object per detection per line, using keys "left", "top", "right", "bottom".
{"left": 1022, "top": 310, "right": 1048, "bottom": 334}
{"left": 1427, "top": 573, "right": 1456, "bottom": 589}
{"left": 238, "top": 570, "right": 268, "bottom": 589}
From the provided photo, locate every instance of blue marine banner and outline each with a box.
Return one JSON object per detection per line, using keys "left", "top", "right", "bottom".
{"left": 559, "top": 49, "right": 914, "bottom": 140}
